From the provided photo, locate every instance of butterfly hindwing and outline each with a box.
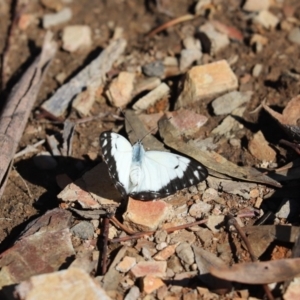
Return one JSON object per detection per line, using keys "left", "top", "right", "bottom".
{"left": 100, "top": 132, "right": 132, "bottom": 197}
{"left": 130, "top": 150, "right": 208, "bottom": 200}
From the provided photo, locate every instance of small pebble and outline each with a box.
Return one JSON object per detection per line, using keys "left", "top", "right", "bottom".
{"left": 202, "top": 188, "right": 218, "bottom": 202}
{"left": 288, "top": 27, "right": 300, "bottom": 45}
{"left": 229, "top": 138, "right": 241, "bottom": 148}
{"left": 154, "top": 230, "right": 167, "bottom": 243}
{"left": 199, "top": 22, "right": 230, "bottom": 53}
{"left": 182, "top": 36, "right": 201, "bottom": 50}
{"left": 276, "top": 199, "right": 300, "bottom": 220}
{"left": 142, "top": 61, "right": 164, "bottom": 77}
{"left": 253, "top": 10, "right": 279, "bottom": 30}
{"left": 156, "top": 242, "right": 168, "bottom": 251}
{"left": 62, "top": 25, "right": 92, "bottom": 52}
{"left": 180, "top": 49, "right": 202, "bottom": 71}
{"left": 189, "top": 201, "right": 212, "bottom": 217}
{"left": 252, "top": 63, "right": 263, "bottom": 77}
{"left": 142, "top": 247, "right": 153, "bottom": 260}
{"left": 212, "top": 91, "right": 252, "bottom": 115}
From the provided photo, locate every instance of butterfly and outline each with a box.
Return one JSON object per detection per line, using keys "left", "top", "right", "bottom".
{"left": 100, "top": 131, "right": 208, "bottom": 200}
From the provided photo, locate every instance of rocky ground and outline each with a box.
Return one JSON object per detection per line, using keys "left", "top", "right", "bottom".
{"left": 0, "top": 0, "right": 300, "bottom": 299}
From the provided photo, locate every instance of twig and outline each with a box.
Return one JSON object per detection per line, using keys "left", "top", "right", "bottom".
{"left": 14, "top": 139, "right": 45, "bottom": 159}
{"left": 101, "top": 216, "right": 110, "bottom": 275}
{"left": 76, "top": 114, "right": 106, "bottom": 124}
{"left": 110, "top": 218, "right": 207, "bottom": 244}
{"left": 228, "top": 215, "right": 256, "bottom": 261}
{"left": 228, "top": 215, "right": 274, "bottom": 300}
{"left": 1, "top": 1, "right": 26, "bottom": 89}
{"left": 12, "top": 166, "right": 33, "bottom": 199}
{"left": 0, "top": 32, "right": 57, "bottom": 198}
{"left": 110, "top": 215, "right": 135, "bottom": 235}
{"left": 146, "top": 14, "right": 195, "bottom": 38}
{"left": 279, "top": 139, "right": 300, "bottom": 155}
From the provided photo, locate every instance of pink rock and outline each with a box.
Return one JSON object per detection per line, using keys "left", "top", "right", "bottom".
{"left": 130, "top": 261, "right": 167, "bottom": 278}
{"left": 153, "top": 244, "right": 178, "bottom": 261}
{"left": 18, "top": 14, "right": 34, "bottom": 30}
{"left": 123, "top": 198, "right": 171, "bottom": 231}
{"left": 166, "top": 109, "right": 207, "bottom": 135}
{"left": 0, "top": 209, "right": 75, "bottom": 288}
{"left": 138, "top": 112, "right": 164, "bottom": 134}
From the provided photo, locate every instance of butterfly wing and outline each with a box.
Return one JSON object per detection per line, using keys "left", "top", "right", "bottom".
{"left": 129, "top": 150, "right": 208, "bottom": 200}
{"left": 100, "top": 132, "right": 132, "bottom": 198}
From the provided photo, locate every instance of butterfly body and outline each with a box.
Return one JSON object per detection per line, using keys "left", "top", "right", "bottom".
{"left": 100, "top": 131, "right": 208, "bottom": 200}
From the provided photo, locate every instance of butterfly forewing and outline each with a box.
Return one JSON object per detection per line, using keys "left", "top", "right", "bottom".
{"left": 100, "top": 132, "right": 132, "bottom": 197}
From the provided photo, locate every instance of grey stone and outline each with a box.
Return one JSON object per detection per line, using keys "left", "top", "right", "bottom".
{"left": 195, "top": 228, "right": 213, "bottom": 247}
{"left": 124, "top": 286, "right": 140, "bottom": 300}
{"left": 142, "top": 61, "right": 164, "bottom": 77}
{"left": 288, "top": 27, "right": 300, "bottom": 45}
{"left": 167, "top": 256, "right": 183, "bottom": 273}
{"left": 71, "top": 221, "right": 94, "bottom": 240}
{"left": 180, "top": 49, "right": 202, "bottom": 71}
{"left": 212, "top": 90, "right": 252, "bottom": 115}
{"left": 176, "top": 242, "right": 194, "bottom": 266}
{"left": 276, "top": 199, "right": 300, "bottom": 220}
{"left": 43, "top": 7, "right": 72, "bottom": 29}
{"left": 189, "top": 201, "right": 212, "bottom": 217}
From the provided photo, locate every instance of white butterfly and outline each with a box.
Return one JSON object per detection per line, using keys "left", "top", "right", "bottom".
{"left": 100, "top": 131, "right": 208, "bottom": 200}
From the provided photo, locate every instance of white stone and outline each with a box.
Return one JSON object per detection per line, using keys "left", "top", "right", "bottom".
{"left": 253, "top": 10, "right": 279, "bottom": 30}
{"left": 43, "top": 7, "right": 72, "bottom": 28}
{"left": 182, "top": 36, "right": 201, "bottom": 50}
{"left": 62, "top": 25, "right": 92, "bottom": 52}
{"left": 199, "top": 22, "right": 229, "bottom": 53}
{"left": 180, "top": 49, "right": 202, "bottom": 71}
{"left": 252, "top": 64, "right": 263, "bottom": 77}
{"left": 212, "top": 91, "right": 253, "bottom": 115}
{"left": 133, "top": 83, "right": 170, "bottom": 111}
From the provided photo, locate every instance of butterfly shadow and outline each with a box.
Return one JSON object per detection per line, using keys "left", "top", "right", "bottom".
{"left": 14, "top": 155, "right": 104, "bottom": 210}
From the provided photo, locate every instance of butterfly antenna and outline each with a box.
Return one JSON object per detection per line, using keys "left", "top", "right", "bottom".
{"left": 119, "top": 108, "right": 137, "bottom": 138}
